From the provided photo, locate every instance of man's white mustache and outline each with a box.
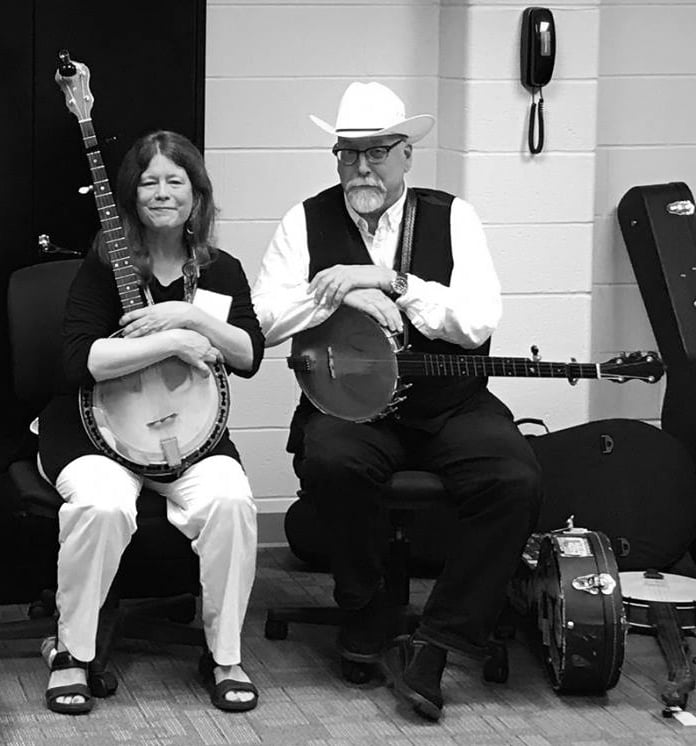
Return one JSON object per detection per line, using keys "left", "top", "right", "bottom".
{"left": 346, "top": 179, "right": 386, "bottom": 193}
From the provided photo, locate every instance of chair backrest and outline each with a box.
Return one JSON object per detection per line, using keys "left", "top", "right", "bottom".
{"left": 7, "top": 259, "right": 82, "bottom": 415}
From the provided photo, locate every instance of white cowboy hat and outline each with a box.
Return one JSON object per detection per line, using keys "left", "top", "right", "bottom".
{"left": 309, "top": 81, "right": 435, "bottom": 142}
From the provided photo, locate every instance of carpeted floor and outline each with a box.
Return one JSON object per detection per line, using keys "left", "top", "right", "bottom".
{"left": 1, "top": 547, "right": 696, "bottom": 745}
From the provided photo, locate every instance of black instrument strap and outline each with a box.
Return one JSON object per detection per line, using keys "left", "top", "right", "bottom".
{"left": 397, "top": 188, "right": 418, "bottom": 349}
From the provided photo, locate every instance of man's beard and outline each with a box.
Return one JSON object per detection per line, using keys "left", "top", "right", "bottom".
{"left": 345, "top": 179, "right": 387, "bottom": 215}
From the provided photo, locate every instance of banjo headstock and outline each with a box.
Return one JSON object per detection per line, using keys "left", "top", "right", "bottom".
{"left": 54, "top": 49, "right": 94, "bottom": 121}
{"left": 599, "top": 350, "right": 665, "bottom": 384}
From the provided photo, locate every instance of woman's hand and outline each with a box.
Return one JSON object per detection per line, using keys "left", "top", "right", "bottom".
{"left": 168, "top": 329, "right": 222, "bottom": 376}
{"left": 120, "top": 301, "right": 201, "bottom": 338}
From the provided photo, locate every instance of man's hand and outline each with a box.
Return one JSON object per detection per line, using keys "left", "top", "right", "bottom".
{"left": 342, "top": 288, "right": 403, "bottom": 333}
{"left": 308, "top": 265, "right": 395, "bottom": 308}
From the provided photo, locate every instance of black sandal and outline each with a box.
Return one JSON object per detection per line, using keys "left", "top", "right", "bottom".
{"left": 199, "top": 652, "right": 259, "bottom": 712}
{"left": 210, "top": 678, "right": 259, "bottom": 712}
{"left": 45, "top": 650, "right": 94, "bottom": 715}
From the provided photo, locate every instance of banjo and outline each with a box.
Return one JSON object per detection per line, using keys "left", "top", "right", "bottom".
{"left": 289, "top": 306, "right": 664, "bottom": 422}
{"left": 55, "top": 50, "right": 230, "bottom": 477}
{"left": 621, "top": 570, "right": 696, "bottom": 711}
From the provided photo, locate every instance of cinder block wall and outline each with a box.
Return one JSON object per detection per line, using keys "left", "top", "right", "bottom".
{"left": 590, "top": 0, "right": 696, "bottom": 426}
{"left": 438, "top": 0, "right": 599, "bottom": 431}
{"left": 205, "top": 0, "right": 692, "bottom": 543}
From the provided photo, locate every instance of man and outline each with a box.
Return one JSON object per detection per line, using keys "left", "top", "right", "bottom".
{"left": 252, "top": 81, "right": 541, "bottom": 721}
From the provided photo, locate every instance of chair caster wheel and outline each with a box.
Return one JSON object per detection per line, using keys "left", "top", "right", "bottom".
{"left": 662, "top": 690, "right": 689, "bottom": 712}
{"left": 483, "top": 642, "right": 509, "bottom": 683}
{"left": 265, "top": 618, "right": 288, "bottom": 640}
{"left": 663, "top": 699, "right": 690, "bottom": 717}
{"left": 340, "top": 658, "right": 374, "bottom": 685}
{"left": 89, "top": 670, "right": 118, "bottom": 698}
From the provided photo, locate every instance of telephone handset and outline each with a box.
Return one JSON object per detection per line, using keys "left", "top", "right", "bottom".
{"left": 520, "top": 8, "right": 556, "bottom": 154}
{"left": 521, "top": 7, "right": 556, "bottom": 89}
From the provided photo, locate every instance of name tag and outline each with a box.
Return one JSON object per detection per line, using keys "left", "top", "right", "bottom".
{"left": 193, "top": 288, "right": 232, "bottom": 322}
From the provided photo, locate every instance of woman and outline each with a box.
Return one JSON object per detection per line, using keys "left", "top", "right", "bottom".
{"left": 38, "top": 131, "right": 264, "bottom": 715}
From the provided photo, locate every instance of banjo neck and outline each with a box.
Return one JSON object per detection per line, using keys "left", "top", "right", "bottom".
{"left": 395, "top": 348, "right": 663, "bottom": 384}
{"left": 397, "top": 351, "right": 600, "bottom": 381}
{"left": 78, "top": 120, "right": 145, "bottom": 313}
{"left": 55, "top": 50, "right": 145, "bottom": 314}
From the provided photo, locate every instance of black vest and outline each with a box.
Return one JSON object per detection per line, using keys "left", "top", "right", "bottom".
{"left": 302, "top": 184, "right": 490, "bottom": 432}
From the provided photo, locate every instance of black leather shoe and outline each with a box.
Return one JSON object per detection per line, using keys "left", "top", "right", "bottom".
{"left": 337, "top": 589, "right": 392, "bottom": 663}
{"left": 389, "top": 635, "right": 447, "bottom": 721}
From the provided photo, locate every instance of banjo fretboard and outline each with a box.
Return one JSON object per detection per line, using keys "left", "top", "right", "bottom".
{"left": 398, "top": 352, "right": 600, "bottom": 380}
{"left": 79, "top": 118, "right": 145, "bottom": 313}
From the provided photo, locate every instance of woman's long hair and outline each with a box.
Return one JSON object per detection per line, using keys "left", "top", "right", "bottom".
{"left": 96, "top": 130, "right": 217, "bottom": 282}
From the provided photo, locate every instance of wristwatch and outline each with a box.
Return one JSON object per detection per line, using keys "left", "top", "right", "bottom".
{"left": 389, "top": 271, "right": 409, "bottom": 299}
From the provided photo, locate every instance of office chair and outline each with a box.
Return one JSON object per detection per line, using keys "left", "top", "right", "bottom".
{"left": 0, "top": 259, "right": 205, "bottom": 696}
{"left": 265, "top": 469, "right": 509, "bottom": 684}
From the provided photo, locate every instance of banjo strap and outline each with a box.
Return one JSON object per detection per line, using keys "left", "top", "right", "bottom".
{"left": 142, "top": 257, "right": 200, "bottom": 306}
{"left": 397, "top": 188, "right": 418, "bottom": 349}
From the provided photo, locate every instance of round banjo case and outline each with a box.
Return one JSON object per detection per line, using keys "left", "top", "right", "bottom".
{"left": 509, "top": 525, "right": 625, "bottom": 693}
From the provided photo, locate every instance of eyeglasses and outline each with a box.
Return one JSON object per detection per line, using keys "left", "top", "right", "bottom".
{"left": 331, "top": 140, "right": 405, "bottom": 166}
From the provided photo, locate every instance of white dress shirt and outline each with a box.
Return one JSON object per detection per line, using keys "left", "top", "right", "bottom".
{"left": 252, "top": 184, "right": 502, "bottom": 349}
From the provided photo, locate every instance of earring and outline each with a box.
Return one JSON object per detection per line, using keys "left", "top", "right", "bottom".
{"left": 185, "top": 219, "right": 194, "bottom": 236}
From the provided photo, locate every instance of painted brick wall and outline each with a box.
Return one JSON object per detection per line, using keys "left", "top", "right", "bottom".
{"left": 590, "top": 0, "right": 696, "bottom": 425}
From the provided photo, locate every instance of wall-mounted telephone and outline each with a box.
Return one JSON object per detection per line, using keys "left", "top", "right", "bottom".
{"left": 521, "top": 7, "right": 556, "bottom": 89}
{"left": 520, "top": 7, "right": 556, "bottom": 154}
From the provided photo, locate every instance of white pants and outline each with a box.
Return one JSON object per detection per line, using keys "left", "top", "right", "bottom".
{"left": 52, "top": 454, "right": 257, "bottom": 665}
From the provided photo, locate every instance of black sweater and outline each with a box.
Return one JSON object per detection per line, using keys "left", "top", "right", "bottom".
{"left": 39, "top": 248, "right": 265, "bottom": 482}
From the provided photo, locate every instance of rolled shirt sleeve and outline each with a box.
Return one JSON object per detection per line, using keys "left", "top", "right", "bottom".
{"left": 252, "top": 203, "right": 333, "bottom": 347}
{"left": 396, "top": 197, "right": 502, "bottom": 349}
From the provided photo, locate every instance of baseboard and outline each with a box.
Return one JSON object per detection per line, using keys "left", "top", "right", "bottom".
{"left": 257, "top": 497, "right": 296, "bottom": 547}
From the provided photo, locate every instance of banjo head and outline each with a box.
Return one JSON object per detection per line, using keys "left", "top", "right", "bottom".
{"left": 291, "top": 306, "right": 399, "bottom": 422}
{"left": 620, "top": 571, "right": 696, "bottom": 604}
{"left": 620, "top": 570, "right": 696, "bottom": 637}
{"left": 80, "top": 354, "right": 230, "bottom": 477}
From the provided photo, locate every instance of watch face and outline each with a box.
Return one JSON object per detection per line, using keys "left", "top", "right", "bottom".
{"left": 392, "top": 273, "right": 408, "bottom": 296}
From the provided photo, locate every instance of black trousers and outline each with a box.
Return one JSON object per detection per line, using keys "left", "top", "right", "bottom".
{"left": 300, "top": 389, "right": 542, "bottom": 655}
